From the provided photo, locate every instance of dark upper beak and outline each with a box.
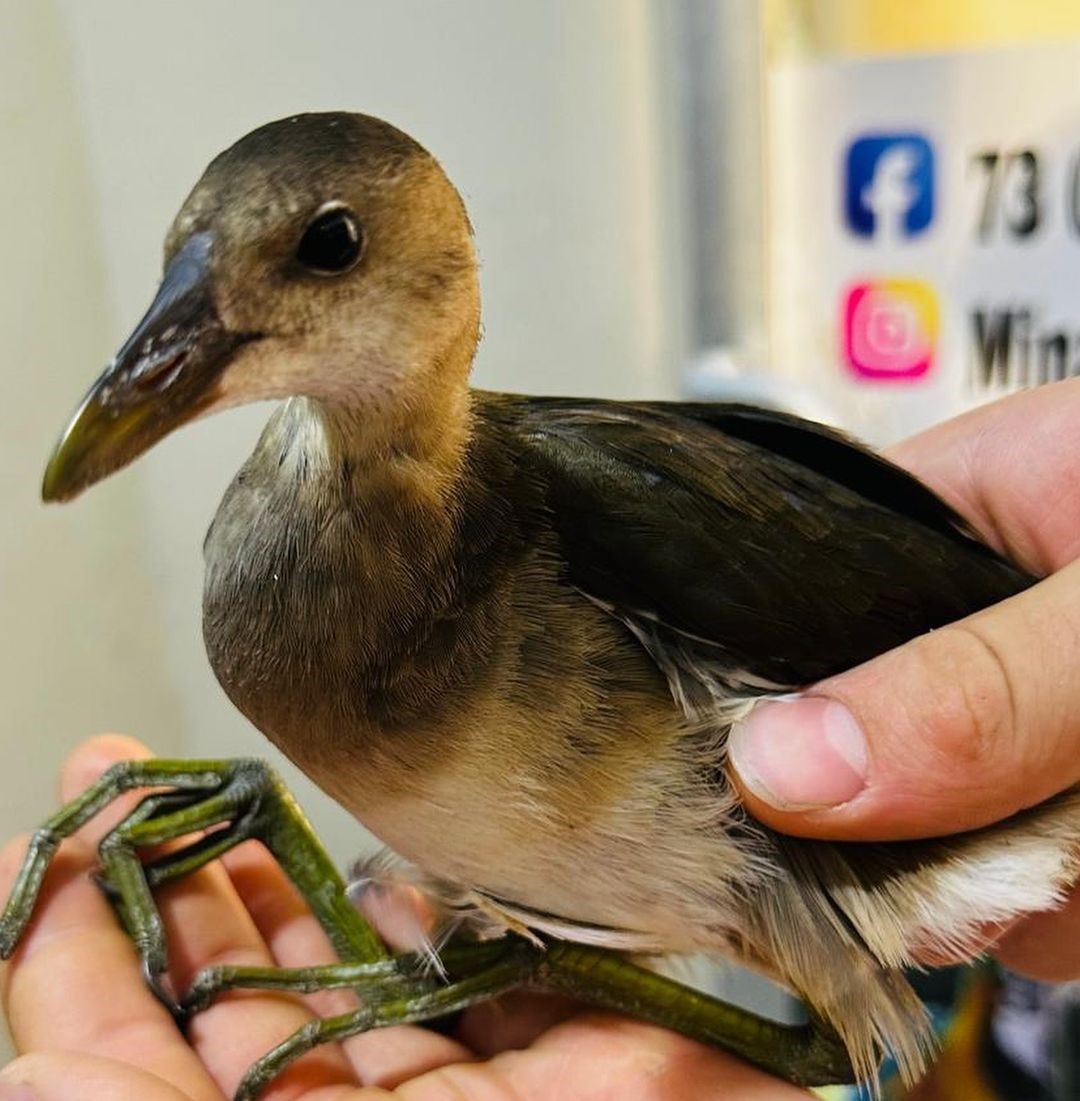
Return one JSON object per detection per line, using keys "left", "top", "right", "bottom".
{"left": 42, "top": 232, "right": 256, "bottom": 502}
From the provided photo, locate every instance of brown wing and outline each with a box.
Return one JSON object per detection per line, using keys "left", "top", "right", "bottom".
{"left": 502, "top": 395, "right": 1032, "bottom": 688}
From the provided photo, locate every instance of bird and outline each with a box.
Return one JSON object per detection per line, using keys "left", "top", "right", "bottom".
{"left": 10, "top": 111, "right": 1080, "bottom": 1094}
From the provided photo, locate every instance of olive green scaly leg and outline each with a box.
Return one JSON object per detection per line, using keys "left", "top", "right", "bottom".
{"left": 0, "top": 759, "right": 231, "bottom": 957}
{"left": 233, "top": 943, "right": 538, "bottom": 1101}
{"left": 0, "top": 759, "right": 386, "bottom": 1000}
{"left": 536, "top": 943, "right": 854, "bottom": 1088}
{"left": 181, "top": 939, "right": 513, "bottom": 1014}
{"left": 184, "top": 958, "right": 418, "bottom": 1014}
{"left": 90, "top": 788, "right": 212, "bottom": 923}
{"left": 129, "top": 762, "right": 386, "bottom": 965}
{"left": 243, "top": 767, "right": 385, "bottom": 964}
{"left": 2, "top": 762, "right": 854, "bottom": 1098}
{"left": 184, "top": 937, "right": 854, "bottom": 1100}
{"left": 95, "top": 783, "right": 273, "bottom": 1011}
{"left": 129, "top": 761, "right": 386, "bottom": 966}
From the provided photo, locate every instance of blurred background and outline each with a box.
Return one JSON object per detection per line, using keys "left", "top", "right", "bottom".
{"left": 4, "top": 1, "right": 1080, "bottom": 1093}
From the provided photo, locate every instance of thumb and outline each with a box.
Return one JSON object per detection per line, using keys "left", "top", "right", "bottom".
{"left": 728, "top": 558, "right": 1080, "bottom": 841}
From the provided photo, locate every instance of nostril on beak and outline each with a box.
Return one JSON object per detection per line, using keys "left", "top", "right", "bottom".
{"left": 129, "top": 347, "right": 192, "bottom": 394}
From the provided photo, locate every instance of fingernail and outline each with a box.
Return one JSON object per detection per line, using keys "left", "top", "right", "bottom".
{"left": 729, "top": 696, "right": 869, "bottom": 810}
{"left": 0, "top": 1079, "right": 38, "bottom": 1101}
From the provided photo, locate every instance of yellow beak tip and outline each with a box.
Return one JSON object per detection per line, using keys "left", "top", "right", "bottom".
{"left": 41, "top": 452, "right": 79, "bottom": 504}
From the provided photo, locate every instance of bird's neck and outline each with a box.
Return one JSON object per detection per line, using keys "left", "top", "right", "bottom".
{"left": 202, "top": 321, "right": 497, "bottom": 739}
{"left": 315, "top": 379, "right": 471, "bottom": 505}
{"left": 313, "top": 311, "right": 477, "bottom": 497}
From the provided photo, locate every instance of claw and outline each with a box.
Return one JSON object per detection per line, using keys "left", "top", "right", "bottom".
{"left": 142, "top": 954, "right": 187, "bottom": 1027}
{"left": 91, "top": 868, "right": 121, "bottom": 904}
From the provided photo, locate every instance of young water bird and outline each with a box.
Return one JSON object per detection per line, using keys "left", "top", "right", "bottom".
{"left": 6, "top": 112, "right": 1080, "bottom": 1098}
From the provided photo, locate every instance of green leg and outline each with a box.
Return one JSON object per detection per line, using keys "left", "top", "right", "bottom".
{"left": 94, "top": 787, "right": 255, "bottom": 1011}
{"left": 183, "top": 958, "right": 413, "bottom": 1014}
{"left": 2, "top": 761, "right": 854, "bottom": 1098}
{"left": 233, "top": 944, "right": 538, "bottom": 1101}
{"left": 0, "top": 759, "right": 230, "bottom": 957}
{"left": 138, "top": 821, "right": 255, "bottom": 890}
{"left": 182, "top": 938, "right": 514, "bottom": 1014}
{"left": 184, "top": 935, "right": 854, "bottom": 1100}
{"left": 0, "top": 758, "right": 387, "bottom": 1002}
{"left": 536, "top": 943, "right": 854, "bottom": 1088}
{"left": 122, "top": 763, "right": 387, "bottom": 966}
{"left": 246, "top": 769, "right": 385, "bottom": 965}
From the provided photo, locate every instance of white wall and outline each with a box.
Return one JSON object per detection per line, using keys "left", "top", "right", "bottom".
{"left": 0, "top": 4, "right": 680, "bottom": 1060}
{"left": 0, "top": 2, "right": 188, "bottom": 849}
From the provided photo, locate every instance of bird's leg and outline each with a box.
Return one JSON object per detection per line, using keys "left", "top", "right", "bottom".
{"left": 95, "top": 777, "right": 292, "bottom": 1012}
{"left": 183, "top": 958, "right": 420, "bottom": 1015}
{"left": 200, "top": 933, "right": 855, "bottom": 1101}
{"left": 137, "top": 762, "right": 387, "bottom": 966}
{"left": 92, "top": 787, "right": 244, "bottom": 1012}
{"left": 232, "top": 940, "right": 540, "bottom": 1101}
{"left": 181, "top": 939, "right": 511, "bottom": 1014}
{"left": 92, "top": 788, "right": 215, "bottom": 922}
{"left": 535, "top": 942, "right": 855, "bottom": 1088}
{"left": 0, "top": 758, "right": 387, "bottom": 1007}
{"left": 0, "top": 758, "right": 232, "bottom": 959}
{"left": 241, "top": 765, "right": 387, "bottom": 965}
{"left": 2, "top": 761, "right": 854, "bottom": 1097}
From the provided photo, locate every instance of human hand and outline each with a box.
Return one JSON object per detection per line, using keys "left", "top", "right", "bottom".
{"left": 0, "top": 734, "right": 807, "bottom": 1100}
{"left": 729, "top": 378, "right": 1080, "bottom": 981}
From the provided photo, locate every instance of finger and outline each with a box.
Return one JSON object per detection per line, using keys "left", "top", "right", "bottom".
{"left": 221, "top": 843, "right": 473, "bottom": 1089}
{"left": 352, "top": 880, "right": 440, "bottom": 956}
{"left": 729, "top": 560, "right": 1080, "bottom": 839}
{"left": 1, "top": 1051, "right": 194, "bottom": 1101}
{"left": 0, "top": 835, "right": 221, "bottom": 1101}
{"left": 66, "top": 740, "right": 361, "bottom": 1100}
{"left": 994, "top": 887, "right": 1080, "bottom": 981}
{"left": 886, "top": 377, "right": 1080, "bottom": 573}
{"left": 402, "top": 1013, "right": 809, "bottom": 1101}
{"left": 456, "top": 990, "right": 580, "bottom": 1055}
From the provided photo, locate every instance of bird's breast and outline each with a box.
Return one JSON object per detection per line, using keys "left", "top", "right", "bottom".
{"left": 198, "top": 400, "right": 756, "bottom": 951}
{"left": 205, "top": 496, "right": 458, "bottom": 753}
{"left": 200, "top": 402, "right": 459, "bottom": 751}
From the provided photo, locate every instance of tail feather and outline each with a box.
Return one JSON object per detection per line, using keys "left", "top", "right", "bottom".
{"left": 753, "top": 786, "right": 1080, "bottom": 1087}
{"left": 745, "top": 855, "right": 933, "bottom": 1087}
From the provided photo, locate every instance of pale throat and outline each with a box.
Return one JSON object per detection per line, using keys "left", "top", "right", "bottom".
{"left": 265, "top": 313, "right": 480, "bottom": 515}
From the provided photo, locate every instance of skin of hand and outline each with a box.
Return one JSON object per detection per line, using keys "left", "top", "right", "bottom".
{"left": 729, "top": 378, "right": 1080, "bottom": 981}
{"left": 0, "top": 735, "right": 806, "bottom": 1101}
{"left": 4, "top": 380, "right": 1079, "bottom": 1100}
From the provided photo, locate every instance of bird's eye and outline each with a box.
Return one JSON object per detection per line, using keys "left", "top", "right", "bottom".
{"left": 296, "top": 207, "right": 363, "bottom": 274}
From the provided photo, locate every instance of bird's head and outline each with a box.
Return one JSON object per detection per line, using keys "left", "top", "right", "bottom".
{"left": 42, "top": 112, "right": 479, "bottom": 502}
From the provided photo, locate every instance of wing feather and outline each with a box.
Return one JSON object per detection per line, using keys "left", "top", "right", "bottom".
{"left": 496, "top": 395, "right": 1032, "bottom": 687}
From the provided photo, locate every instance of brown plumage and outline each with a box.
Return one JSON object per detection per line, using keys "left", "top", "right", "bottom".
{"left": 39, "top": 112, "right": 1080, "bottom": 1085}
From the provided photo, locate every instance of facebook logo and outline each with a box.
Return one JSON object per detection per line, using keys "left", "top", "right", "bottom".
{"left": 844, "top": 133, "right": 935, "bottom": 240}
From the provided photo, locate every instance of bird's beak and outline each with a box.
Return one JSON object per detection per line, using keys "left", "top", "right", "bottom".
{"left": 42, "top": 232, "right": 258, "bottom": 502}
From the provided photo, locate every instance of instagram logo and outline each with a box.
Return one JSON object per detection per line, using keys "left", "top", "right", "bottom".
{"left": 842, "top": 280, "right": 938, "bottom": 381}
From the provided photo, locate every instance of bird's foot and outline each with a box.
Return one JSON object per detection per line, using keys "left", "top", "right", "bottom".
{"left": 0, "top": 756, "right": 387, "bottom": 1027}
{"left": 182, "top": 934, "right": 857, "bottom": 1100}
{"left": 229, "top": 939, "right": 540, "bottom": 1101}
{"left": 0, "top": 760, "right": 235, "bottom": 961}
{"left": 181, "top": 936, "right": 512, "bottom": 1016}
